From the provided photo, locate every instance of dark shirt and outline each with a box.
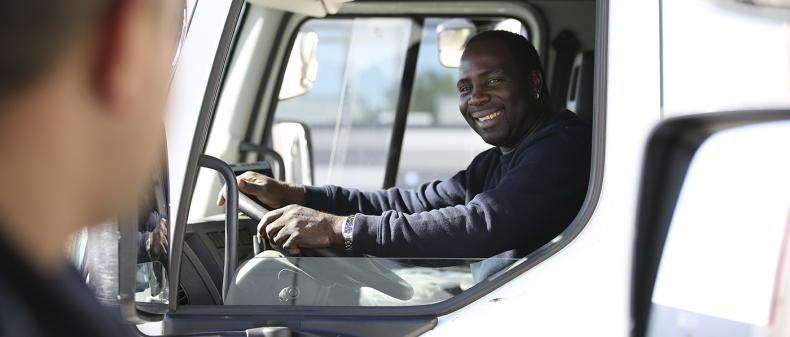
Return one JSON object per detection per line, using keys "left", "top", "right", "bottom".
{"left": 304, "top": 110, "right": 591, "bottom": 258}
{"left": 0, "top": 230, "right": 134, "bottom": 337}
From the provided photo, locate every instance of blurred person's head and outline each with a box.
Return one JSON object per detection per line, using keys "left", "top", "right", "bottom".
{"left": 0, "top": 0, "right": 185, "bottom": 268}
{"left": 457, "top": 30, "right": 551, "bottom": 151}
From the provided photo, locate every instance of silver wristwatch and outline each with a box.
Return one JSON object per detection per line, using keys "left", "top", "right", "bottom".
{"left": 342, "top": 214, "right": 355, "bottom": 252}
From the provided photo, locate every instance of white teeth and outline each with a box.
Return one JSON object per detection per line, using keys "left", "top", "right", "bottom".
{"left": 476, "top": 111, "right": 501, "bottom": 122}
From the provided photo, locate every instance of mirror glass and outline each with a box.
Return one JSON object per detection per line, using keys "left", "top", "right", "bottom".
{"left": 279, "top": 31, "right": 319, "bottom": 100}
{"left": 136, "top": 261, "right": 169, "bottom": 303}
{"left": 66, "top": 165, "right": 170, "bottom": 317}
{"left": 436, "top": 19, "right": 475, "bottom": 68}
{"left": 134, "top": 167, "right": 171, "bottom": 308}
{"left": 647, "top": 120, "right": 790, "bottom": 337}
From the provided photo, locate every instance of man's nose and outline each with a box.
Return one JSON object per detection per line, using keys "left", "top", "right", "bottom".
{"left": 468, "top": 88, "right": 490, "bottom": 106}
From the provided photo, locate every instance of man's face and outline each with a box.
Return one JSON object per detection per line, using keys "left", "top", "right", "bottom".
{"left": 457, "top": 40, "right": 530, "bottom": 148}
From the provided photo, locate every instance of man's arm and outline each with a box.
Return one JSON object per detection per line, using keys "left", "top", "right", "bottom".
{"left": 351, "top": 136, "right": 590, "bottom": 258}
{"left": 218, "top": 160, "right": 472, "bottom": 215}
{"left": 241, "top": 157, "right": 478, "bottom": 255}
{"left": 256, "top": 132, "right": 590, "bottom": 257}
{"left": 302, "top": 171, "right": 469, "bottom": 216}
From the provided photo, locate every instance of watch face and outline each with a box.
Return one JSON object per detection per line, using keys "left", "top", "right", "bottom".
{"left": 344, "top": 220, "right": 354, "bottom": 236}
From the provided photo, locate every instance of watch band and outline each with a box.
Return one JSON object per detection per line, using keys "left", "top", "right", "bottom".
{"left": 343, "top": 214, "right": 355, "bottom": 252}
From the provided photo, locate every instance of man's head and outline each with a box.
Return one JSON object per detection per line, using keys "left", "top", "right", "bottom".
{"left": 457, "top": 30, "right": 550, "bottom": 150}
{"left": 0, "top": 0, "right": 185, "bottom": 263}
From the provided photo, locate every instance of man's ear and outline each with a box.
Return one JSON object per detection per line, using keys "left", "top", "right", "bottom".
{"left": 92, "top": 0, "right": 138, "bottom": 110}
{"left": 527, "top": 70, "right": 543, "bottom": 97}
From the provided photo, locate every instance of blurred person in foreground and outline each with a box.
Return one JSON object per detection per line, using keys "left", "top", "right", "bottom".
{"left": 0, "top": 0, "right": 185, "bottom": 336}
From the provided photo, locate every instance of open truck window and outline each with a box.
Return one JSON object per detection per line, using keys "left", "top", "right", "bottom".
{"left": 179, "top": 1, "right": 597, "bottom": 310}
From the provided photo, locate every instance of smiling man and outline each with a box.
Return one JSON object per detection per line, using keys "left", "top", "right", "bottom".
{"left": 222, "top": 30, "right": 591, "bottom": 260}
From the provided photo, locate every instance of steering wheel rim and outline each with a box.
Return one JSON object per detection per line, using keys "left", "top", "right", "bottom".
{"left": 236, "top": 191, "right": 414, "bottom": 301}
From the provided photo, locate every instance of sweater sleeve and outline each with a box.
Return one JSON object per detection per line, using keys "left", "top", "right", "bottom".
{"left": 350, "top": 132, "right": 590, "bottom": 258}
{"left": 303, "top": 170, "right": 469, "bottom": 216}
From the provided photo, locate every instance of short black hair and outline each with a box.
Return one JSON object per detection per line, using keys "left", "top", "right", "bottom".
{"left": 465, "top": 30, "right": 549, "bottom": 98}
{"left": 0, "top": 0, "right": 115, "bottom": 100}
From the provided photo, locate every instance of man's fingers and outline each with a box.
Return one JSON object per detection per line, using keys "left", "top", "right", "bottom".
{"left": 281, "top": 234, "right": 301, "bottom": 256}
{"left": 237, "top": 177, "right": 251, "bottom": 193}
{"left": 276, "top": 227, "right": 297, "bottom": 248}
{"left": 218, "top": 171, "right": 271, "bottom": 206}
{"left": 265, "top": 221, "right": 287, "bottom": 242}
{"left": 216, "top": 189, "right": 226, "bottom": 206}
{"left": 238, "top": 172, "right": 268, "bottom": 195}
{"left": 257, "top": 208, "right": 285, "bottom": 238}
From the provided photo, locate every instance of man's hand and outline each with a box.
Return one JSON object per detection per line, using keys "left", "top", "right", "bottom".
{"left": 216, "top": 171, "right": 305, "bottom": 209}
{"left": 148, "top": 218, "right": 169, "bottom": 258}
{"left": 257, "top": 205, "right": 346, "bottom": 256}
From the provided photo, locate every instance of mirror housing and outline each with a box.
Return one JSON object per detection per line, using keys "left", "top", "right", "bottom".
{"left": 436, "top": 19, "right": 476, "bottom": 68}
{"left": 279, "top": 31, "right": 319, "bottom": 101}
{"left": 631, "top": 110, "right": 790, "bottom": 337}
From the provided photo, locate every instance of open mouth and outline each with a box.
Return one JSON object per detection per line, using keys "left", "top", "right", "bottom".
{"left": 476, "top": 110, "right": 502, "bottom": 122}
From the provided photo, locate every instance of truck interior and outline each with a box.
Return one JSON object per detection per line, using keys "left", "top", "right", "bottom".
{"left": 134, "top": 0, "right": 601, "bottom": 334}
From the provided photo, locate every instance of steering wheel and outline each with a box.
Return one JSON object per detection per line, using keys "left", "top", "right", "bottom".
{"left": 237, "top": 192, "right": 414, "bottom": 301}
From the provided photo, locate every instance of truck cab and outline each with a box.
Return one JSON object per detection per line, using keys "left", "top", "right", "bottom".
{"left": 70, "top": 0, "right": 790, "bottom": 336}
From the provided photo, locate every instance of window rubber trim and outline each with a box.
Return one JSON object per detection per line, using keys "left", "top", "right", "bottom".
{"left": 175, "top": 0, "right": 608, "bottom": 319}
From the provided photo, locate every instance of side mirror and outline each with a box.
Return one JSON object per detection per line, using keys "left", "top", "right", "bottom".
{"left": 270, "top": 121, "right": 314, "bottom": 185}
{"left": 122, "top": 163, "right": 172, "bottom": 321}
{"left": 67, "top": 145, "right": 171, "bottom": 323}
{"left": 436, "top": 19, "right": 476, "bottom": 68}
{"left": 278, "top": 31, "right": 319, "bottom": 101}
{"left": 631, "top": 111, "right": 790, "bottom": 337}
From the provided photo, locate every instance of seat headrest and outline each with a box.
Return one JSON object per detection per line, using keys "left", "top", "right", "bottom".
{"left": 566, "top": 51, "right": 594, "bottom": 123}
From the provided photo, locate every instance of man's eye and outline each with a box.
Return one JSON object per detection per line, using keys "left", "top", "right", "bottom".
{"left": 487, "top": 78, "right": 502, "bottom": 86}
{"left": 459, "top": 86, "right": 471, "bottom": 94}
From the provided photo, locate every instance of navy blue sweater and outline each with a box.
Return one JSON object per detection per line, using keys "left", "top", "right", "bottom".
{"left": 304, "top": 110, "right": 591, "bottom": 258}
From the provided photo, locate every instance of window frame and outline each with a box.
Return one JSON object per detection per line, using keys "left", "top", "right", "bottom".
{"left": 174, "top": 0, "right": 608, "bottom": 319}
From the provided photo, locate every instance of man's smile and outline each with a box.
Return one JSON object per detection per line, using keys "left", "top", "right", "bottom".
{"left": 471, "top": 108, "right": 504, "bottom": 128}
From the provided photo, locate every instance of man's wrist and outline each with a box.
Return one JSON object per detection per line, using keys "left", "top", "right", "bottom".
{"left": 330, "top": 214, "right": 355, "bottom": 250}
{"left": 341, "top": 214, "right": 355, "bottom": 252}
{"left": 285, "top": 183, "right": 305, "bottom": 206}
